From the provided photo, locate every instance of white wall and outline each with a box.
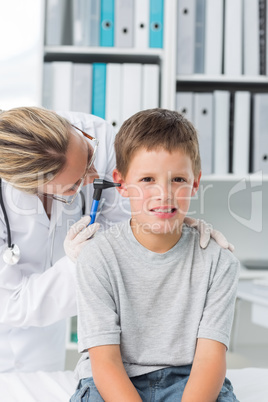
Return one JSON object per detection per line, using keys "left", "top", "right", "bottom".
{"left": 0, "top": 0, "right": 45, "bottom": 109}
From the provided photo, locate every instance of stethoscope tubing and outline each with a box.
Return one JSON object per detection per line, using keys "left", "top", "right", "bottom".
{"left": 0, "top": 178, "right": 12, "bottom": 248}
{"left": 0, "top": 179, "right": 86, "bottom": 266}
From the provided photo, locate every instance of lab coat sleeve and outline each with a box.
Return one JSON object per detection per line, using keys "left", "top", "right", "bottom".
{"left": 0, "top": 249, "right": 77, "bottom": 328}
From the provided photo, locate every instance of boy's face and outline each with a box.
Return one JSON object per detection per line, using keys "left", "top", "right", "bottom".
{"left": 114, "top": 147, "right": 201, "bottom": 240}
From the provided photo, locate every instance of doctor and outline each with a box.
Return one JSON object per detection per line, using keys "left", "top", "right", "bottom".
{"left": 0, "top": 107, "right": 233, "bottom": 373}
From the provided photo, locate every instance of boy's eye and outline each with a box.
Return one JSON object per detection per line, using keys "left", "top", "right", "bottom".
{"left": 173, "top": 177, "right": 186, "bottom": 183}
{"left": 141, "top": 177, "right": 153, "bottom": 182}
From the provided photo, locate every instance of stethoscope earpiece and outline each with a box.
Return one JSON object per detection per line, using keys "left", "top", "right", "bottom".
{"left": 3, "top": 244, "right": 21, "bottom": 265}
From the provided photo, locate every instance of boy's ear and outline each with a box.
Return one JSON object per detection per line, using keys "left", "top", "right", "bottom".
{"left": 113, "top": 169, "right": 128, "bottom": 198}
{"left": 191, "top": 171, "right": 201, "bottom": 197}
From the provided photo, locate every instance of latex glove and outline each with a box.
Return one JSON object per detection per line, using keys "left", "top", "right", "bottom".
{"left": 184, "top": 217, "right": 235, "bottom": 252}
{"left": 64, "top": 216, "right": 100, "bottom": 263}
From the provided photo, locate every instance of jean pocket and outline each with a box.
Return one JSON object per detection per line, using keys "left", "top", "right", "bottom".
{"left": 72, "top": 383, "right": 90, "bottom": 402}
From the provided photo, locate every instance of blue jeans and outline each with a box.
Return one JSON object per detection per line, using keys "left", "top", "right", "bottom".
{"left": 70, "top": 365, "right": 238, "bottom": 401}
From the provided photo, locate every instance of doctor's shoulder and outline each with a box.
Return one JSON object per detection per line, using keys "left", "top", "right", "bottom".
{"left": 57, "top": 111, "right": 114, "bottom": 138}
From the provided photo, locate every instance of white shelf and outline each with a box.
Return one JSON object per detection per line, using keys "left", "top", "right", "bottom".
{"left": 201, "top": 174, "right": 268, "bottom": 182}
{"left": 177, "top": 74, "right": 268, "bottom": 84}
{"left": 239, "top": 266, "right": 268, "bottom": 281}
{"left": 45, "top": 46, "right": 163, "bottom": 58}
{"left": 238, "top": 279, "right": 268, "bottom": 306}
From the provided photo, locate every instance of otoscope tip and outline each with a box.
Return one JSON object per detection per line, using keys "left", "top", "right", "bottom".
{"left": 93, "top": 178, "right": 121, "bottom": 190}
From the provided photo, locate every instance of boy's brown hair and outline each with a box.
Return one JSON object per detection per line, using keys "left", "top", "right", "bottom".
{"left": 114, "top": 108, "right": 201, "bottom": 178}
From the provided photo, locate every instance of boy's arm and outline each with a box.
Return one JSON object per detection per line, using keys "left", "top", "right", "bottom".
{"left": 181, "top": 338, "right": 226, "bottom": 402}
{"left": 89, "top": 344, "right": 142, "bottom": 402}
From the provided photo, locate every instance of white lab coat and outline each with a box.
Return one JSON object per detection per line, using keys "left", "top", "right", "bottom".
{"left": 0, "top": 112, "right": 130, "bottom": 372}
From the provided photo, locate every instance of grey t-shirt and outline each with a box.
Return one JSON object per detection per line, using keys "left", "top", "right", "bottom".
{"left": 75, "top": 220, "right": 239, "bottom": 380}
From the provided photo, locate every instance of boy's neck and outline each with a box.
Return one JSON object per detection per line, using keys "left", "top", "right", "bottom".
{"left": 130, "top": 219, "right": 183, "bottom": 254}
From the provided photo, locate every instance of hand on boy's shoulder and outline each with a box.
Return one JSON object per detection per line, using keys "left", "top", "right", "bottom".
{"left": 184, "top": 217, "right": 234, "bottom": 252}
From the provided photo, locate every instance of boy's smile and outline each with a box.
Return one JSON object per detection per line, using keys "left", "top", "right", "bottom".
{"left": 114, "top": 147, "right": 201, "bottom": 253}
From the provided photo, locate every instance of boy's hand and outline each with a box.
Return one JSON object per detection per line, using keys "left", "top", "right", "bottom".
{"left": 64, "top": 216, "right": 100, "bottom": 262}
{"left": 182, "top": 338, "right": 227, "bottom": 402}
{"left": 184, "top": 217, "right": 234, "bottom": 252}
{"left": 89, "top": 345, "right": 142, "bottom": 401}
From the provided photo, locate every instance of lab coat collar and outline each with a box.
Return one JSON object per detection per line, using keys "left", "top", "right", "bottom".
{"left": 49, "top": 200, "right": 64, "bottom": 236}
{"left": 4, "top": 183, "right": 49, "bottom": 228}
{"left": 48, "top": 195, "right": 83, "bottom": 236}
{"left": 3, "top": 181, "right": 64, "bottom": 234}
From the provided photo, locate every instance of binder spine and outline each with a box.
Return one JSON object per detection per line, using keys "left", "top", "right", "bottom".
{"left": 89, "top": 0, "right": 101, "bottom": 46}
{"left": 134, "top": 0, "right": 150, "bottom": 49}
{"left": 194, "top": 0, "right": 206, "bottom": 74}
{"left": 100, "top": 0, "right": 115, "bottom": 47}
{"left": 105, "top": 63, "right": 122, "bottom": 131}
{"left": 115, "top": 0, "right": 134, "bottom": 48}
{"left": 259, "top": 0, "right": 266, "bottom": 75}
{"left": 149, "top": 0, "right": 164, "bottom": 48}
{"left": 176, "top": 0, "right": 196, "bottom": 75}
{"left": 45, "top": 0, "right": 66, "bottom": 46}
{"left": 92, "top": 63, "right": 107, "bottom": 119}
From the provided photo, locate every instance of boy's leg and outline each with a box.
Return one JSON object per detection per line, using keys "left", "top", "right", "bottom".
{"left": 155, "top": 365, "right": 192, "bottom": 401}
{"left": 69, "top": 378, "right": 104, "bottom": 402}
{"left": 157, "top": 368, "right": 238, "bottom": 402}
{"left": 217, "top": 377, "right": 238, "bottom": 402}
{"left": 130, "top": 372, "right": 152, "bottom": 401}
{"left": 130, "top": 366, "right": 192, "bottom": 401}
{"left": 131, "top": 366, "right": 238, "bottom": 402}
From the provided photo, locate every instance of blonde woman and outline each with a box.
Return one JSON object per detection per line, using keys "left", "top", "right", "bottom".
{"left": 0, "top": 107, "right": 232, "bottom": 373}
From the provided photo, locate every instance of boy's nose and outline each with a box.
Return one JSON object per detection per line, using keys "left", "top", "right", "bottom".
{"left": 156, "top": 182, "right": 173, "bottom": 201}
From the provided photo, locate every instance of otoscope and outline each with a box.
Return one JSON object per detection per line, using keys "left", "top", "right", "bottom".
{"left": 88, "top": 179, "right": 121, "bottom": 225}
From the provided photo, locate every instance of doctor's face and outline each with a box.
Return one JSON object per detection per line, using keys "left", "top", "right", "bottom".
{"left": 38, "top": 127, "right": 99, "bottom": 197}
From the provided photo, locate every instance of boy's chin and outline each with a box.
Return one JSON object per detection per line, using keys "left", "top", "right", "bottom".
{"left": 139, "top": 221, "right": 183, "bottom": 236}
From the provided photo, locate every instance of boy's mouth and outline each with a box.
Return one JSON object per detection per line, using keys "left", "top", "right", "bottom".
{"left": 149, "top": 207, "right": 178, "bottom": 219}
{"left": 150, "top": 207, "right": 177, "bottom": 213}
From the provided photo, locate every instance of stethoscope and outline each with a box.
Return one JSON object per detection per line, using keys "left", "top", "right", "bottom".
{"left": 0, "top": 178, "right": 20, "bottom": 265}
{"left": 0, "top": 178, "right": 87, "bottom": 266}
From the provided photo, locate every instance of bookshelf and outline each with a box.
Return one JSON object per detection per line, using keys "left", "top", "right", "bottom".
{"left": 45, "top": 46, "right": 163, "bottom": 57}
{"left": 177, "top": 75, "right": 268, "bottom": 84}
{"left": 42, "top": 0, "right": 176, "bottom": 127}
{"left": 42, "top": 0, "right": 268, "bottom": 352}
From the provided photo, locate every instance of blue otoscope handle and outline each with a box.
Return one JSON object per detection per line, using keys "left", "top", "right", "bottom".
{"left": 89, "top": 199, "right": 99, "bottom": 225}
{"left": 87, "top": 179, "right": 121, "bottom": 226}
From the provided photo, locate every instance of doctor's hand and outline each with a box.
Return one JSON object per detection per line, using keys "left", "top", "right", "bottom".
{"left": 184, "top": 217, "right": 235, "bottom": 252}
{"left": 64, "top": 216, "right": 100, "bottom": 263}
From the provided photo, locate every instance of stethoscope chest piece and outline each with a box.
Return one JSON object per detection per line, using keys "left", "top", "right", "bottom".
{"left": 3, "top": 244, "right": 20, "bottom": 265}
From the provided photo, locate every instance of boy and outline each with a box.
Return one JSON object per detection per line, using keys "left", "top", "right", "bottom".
{"left": 71, "top": 109, "right": 239, "bottom": 401}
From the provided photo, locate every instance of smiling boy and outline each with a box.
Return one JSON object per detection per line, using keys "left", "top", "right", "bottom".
{"left": 71, "top": 109, "right": 239, "bottom": 402}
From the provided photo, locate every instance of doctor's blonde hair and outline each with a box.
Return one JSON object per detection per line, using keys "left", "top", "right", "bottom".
{"left": 0, "top": 107, "right": 71, "bottom": 194}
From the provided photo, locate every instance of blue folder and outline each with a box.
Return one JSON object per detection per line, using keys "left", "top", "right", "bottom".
{"left": 149, "top": 0, "right": 164, "bottom": 48}
{"left": 100, "top": 0, "right": 114, "bottom": 47}
{"left": 92, "top": 63, "right": 106, "bottom": 119}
